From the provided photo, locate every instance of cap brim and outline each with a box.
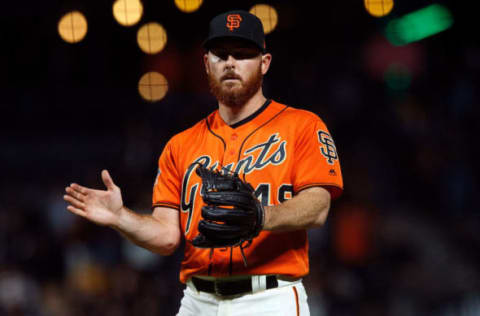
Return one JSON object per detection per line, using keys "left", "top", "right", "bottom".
{"left": 203, "top": 35, "right": 266, "bottom": 53}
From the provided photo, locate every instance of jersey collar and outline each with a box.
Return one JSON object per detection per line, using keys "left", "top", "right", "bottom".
{"left": 228, "top": 99, "right": 272, "bottom": 129}
{"left": 206, "top": 99, "right": 288, "bottom": 135}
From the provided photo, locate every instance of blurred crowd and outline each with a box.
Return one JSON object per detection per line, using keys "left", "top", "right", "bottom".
{"left": 2, "top": 59, "right": 479, "bottom": 315}
{"left": 1, "top": 1, "right": 479, "bottom": 315}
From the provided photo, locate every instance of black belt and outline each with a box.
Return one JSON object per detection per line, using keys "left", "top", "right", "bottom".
{"left": 191, "top": 275, "right": 278, "bottom": 296}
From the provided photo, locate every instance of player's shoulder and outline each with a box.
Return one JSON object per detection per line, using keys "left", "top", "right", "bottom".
{"left": 272, "top": 100, "right": 326, "bottom": 125}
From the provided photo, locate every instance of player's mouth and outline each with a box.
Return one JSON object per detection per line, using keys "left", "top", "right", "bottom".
{"left": 221, "top": 73, "right": 242, "bottom": 82}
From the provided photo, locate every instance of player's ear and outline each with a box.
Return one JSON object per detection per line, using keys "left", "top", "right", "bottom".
{"left": 203, "top": 53, "right": 210, "bottom": 75}
{"left": 261, "top": 53, "right": 272, "bottom": 75}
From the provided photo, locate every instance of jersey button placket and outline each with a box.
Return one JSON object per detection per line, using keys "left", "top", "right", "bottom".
{"left": 228, "top": 133, "right": 239, "bottom": 157}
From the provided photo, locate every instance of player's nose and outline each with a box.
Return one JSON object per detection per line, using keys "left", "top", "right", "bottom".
{"left": 224, "top": 54, "right": 237, "bottom": 67}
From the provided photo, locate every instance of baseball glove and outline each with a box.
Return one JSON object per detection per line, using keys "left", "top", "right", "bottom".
{"left": 191, "top": 163, "right": 265, "bottom": 250}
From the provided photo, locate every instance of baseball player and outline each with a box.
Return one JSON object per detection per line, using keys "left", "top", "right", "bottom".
{"left": 64, "top": 10, "right": 343, "bottom": 316}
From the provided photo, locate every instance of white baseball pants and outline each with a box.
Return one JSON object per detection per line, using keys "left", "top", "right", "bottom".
{"left": 176, "top": 278, "right": 310, "bottom": 316}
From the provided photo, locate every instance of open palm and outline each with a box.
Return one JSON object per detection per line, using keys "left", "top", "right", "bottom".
{"left": 64, "top": 170, "right": 124, "bottom": 227}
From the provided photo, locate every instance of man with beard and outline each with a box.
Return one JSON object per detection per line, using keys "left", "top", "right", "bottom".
{"left": 64, "top": 10, "right": 343, "bottom": 315}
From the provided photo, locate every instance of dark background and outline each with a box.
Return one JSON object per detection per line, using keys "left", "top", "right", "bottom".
{"left": 1, "top": 0, "right": 479, "bottom": 315}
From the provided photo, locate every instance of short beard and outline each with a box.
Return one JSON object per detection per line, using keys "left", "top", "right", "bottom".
{"left": 208, "top": 65, "right": 263, "bottom": 108}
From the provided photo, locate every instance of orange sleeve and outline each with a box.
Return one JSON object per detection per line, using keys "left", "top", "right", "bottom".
{"left": 292, "top": 117, "right": 343, "bottom": 200}
{"left": 152, "top": 138, "right": 182, "bottom": 210}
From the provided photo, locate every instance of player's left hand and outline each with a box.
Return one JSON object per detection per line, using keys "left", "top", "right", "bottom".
{"left": 191, "top": 163, "right": 264, "bottom": 249}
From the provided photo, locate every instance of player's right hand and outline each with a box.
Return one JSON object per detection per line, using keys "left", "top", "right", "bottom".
{"left": 64, "top": 170, "right": 124, "bottom": 227}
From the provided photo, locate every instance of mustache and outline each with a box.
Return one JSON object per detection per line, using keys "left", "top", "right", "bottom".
{"left": 221, "top": 72, "right": 242, "bottom": 81}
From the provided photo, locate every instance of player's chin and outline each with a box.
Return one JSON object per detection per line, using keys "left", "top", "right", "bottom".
{"left": 222, "top": 81, "right": 242, "bottom": 90}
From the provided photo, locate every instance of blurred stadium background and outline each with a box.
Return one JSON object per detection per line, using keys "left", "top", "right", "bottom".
{"left": 1, "top": 0, "right": 479, "bottom": 315}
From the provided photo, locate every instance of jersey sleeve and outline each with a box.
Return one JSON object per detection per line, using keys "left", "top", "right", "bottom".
{"left": 152, "top": 138, "right": 182, "bottom": 210}
{"left": 292, "top": 117, "right": 343, "bottom": 200}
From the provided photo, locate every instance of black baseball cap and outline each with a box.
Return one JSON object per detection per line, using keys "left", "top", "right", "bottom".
{"left": 203, "top": 10, "right": 266, "bottom": 53}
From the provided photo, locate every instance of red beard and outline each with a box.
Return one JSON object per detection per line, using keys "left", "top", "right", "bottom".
{"left": 208, "top": 65, "right": 263, "bottom": 108}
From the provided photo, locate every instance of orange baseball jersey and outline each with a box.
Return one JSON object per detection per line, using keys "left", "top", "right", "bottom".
{"left": 153, "top": 99, "right": 343, "bottom": 283}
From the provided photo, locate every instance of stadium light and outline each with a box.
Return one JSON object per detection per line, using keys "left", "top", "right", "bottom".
{"left": 137, "top": 22, "right": 168, "bottom": 54}
{"left": 113, "top": 0, "right": 143, "bottom": 27}
{"left": 138, "top": 72, "right": 169, "bottom": 102}
{"left": 58, "top": 11, "right": 88, "bottom": 43}
{"left": 250, "top": 4, "right": 278, "bottom": 34}
{"left": 174, "top": 0, "right": 203, "bottom": 13}
{"left": 364, "top": 0, "right": 394, "bottom": 18}
{"left": 385, "top": 4, "right": 453, "bottom": 46}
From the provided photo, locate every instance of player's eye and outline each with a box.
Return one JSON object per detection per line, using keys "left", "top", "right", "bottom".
{"left": 211, "top": 49, "right": 260, "bottom": 61}
{"left": 211, "top": 50, "right": 229, "bottom": 60}
{"left": 231, "top": 51, "right": 260, "bottom": 60}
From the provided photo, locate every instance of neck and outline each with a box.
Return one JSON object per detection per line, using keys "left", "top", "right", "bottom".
{"left": 218, "top": 89, "right": 267, "bottom": 126}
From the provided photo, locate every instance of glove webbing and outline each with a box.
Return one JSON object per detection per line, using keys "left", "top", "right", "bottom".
{"left": 223, "top": 168, "right": 254, "bottom": 271}
{"left": 195, "top": 163, "right": 257, "bottom": 274}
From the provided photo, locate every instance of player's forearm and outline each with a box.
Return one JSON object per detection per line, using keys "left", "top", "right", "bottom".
{"left": 111, "top": 207, "right": 180, "bottom": 255}
{"left": 262, "top": 187, "right": 331, "bottom": 232}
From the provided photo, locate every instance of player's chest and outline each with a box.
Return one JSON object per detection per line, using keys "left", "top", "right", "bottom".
{"left": 182, "top": 130, "right": 290, "bottom": 177}
{"left": 178, "top": 130, "right": 294, "bottom": 223}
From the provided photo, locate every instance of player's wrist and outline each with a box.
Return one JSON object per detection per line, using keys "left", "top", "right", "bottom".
{"left": 261, "top": 205, "right": 272, "bottom": 231}
{"left": 109, "top": 206, "right": 131, "bottom": 231}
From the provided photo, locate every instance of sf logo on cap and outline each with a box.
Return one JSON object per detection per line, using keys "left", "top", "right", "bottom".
{"left": 226, "top": 14, "right": 242, "bottom": 31}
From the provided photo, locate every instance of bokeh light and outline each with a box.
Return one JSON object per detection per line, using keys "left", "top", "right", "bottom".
{"left": 385, "top": 4, "right": 453, "bottom": 46}
{"left": 363, "top": 35, "right": 424, "bottom": 81}
{"left": 384, "top": 63, "right": 412, "bottom": 91}
{"left": 138, "top": 72, "right": 169, "bottom": 102}
{"left": 364, "top": 0, "right": 394, "bottom": 17}
{"left": 250, "top": 4, "right": 278, "bottom": 34}
{"left": 174, "top": 0, "right": 203, "bottom": 13}
{"left": 137, "top": 22, "right": 168, "bottom": 54}
{"left": 113, "top": 0, "right": 143, "bottom": 27}
{"left": 58, "top": 11, "right": 88, "bottom": 43}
